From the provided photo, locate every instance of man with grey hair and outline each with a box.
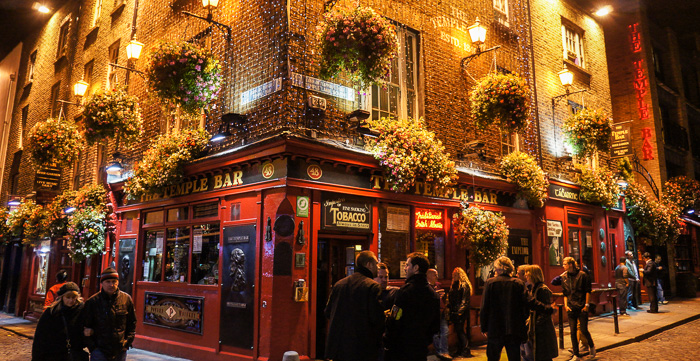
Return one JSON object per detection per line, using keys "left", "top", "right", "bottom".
{"left": 480, "top": 257, "right": 552, "bottom": 361}
{"left": 625, "top": 251, "right": 640, "bottom": 310}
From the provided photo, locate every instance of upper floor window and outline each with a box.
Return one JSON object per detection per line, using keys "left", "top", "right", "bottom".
{"left": 50, "top": 82, "right": 61, "bottom": 118}
{"left": 91, "top": 0, "right": 103, "bottom": 28}
{"left": 500, "top": 131, "right": 517, "bottom": 156}
{"left": 493, "top": 0, "right": 509, "bottom": 26}
{"left": 27, "top": 51, "right": 37, "bottom": 83}
{"left": 107, "top": 40, "right": 120, "bottom": 89}
{"left": 57, "top": 19, "right": 70, "bottom": 59}
{"left": 83, "top": 60, "right": 94, "bottom": 96}
{"left": 369, "top": 26, "right": 420, "bottom": 121}
{"left": 562, "top": 23, "right": 585, "bottom": 68}
{"left": 20, "top": 106, "right": 28, "bottom": 149}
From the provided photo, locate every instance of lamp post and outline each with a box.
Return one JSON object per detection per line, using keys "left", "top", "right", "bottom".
{"left": 73, "top": 80, "right": 89, "bottom": 98}
{"left": 126, "top": 39, "right": 144, "bottom": 60}
{"left": 551, "top": 65, "right": 587, "bottom": 164}
{"left": 182, "top": 0, "right": 232, "bottom": 41}
{"left": 460, "top": 17, "right": 501, "bottom": 72}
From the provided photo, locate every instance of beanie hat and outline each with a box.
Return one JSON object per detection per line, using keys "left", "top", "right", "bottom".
{"left": 57, "top": 282, "right": 80, "bottom": 296}
{"left": 100, "top": 267, "right": 119, "bottom": 282}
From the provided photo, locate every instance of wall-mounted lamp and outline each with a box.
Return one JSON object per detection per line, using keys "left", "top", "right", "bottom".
{"left": 551, "top": 65, "right": 587, "bottom": 159}
{"left": 8, "top": 197, "right": 22, "bottom": 207}
{"left": 105, "top": 152, "right": 125, "bottom": 175}
{"left": 182, "top": 0, "right": 231, "bottom": 41}
{"left": 211, "top": 113, "right": 247, "bottom": 142}
{"left": 126, "top": 39, "right": 144, "bottom": 60}
{"left": 347, "top": 110, "right": 376, "bottom": 137}
{"left": 594, "top": 6, "right": 612, "bottom": 17}
{"left": 461, "top": 18, "right": 501, "bottom": 72}
{"left": 32, "top": 2, "right": 50, "bottom": 13}
{"left": 64, "top": 206, "right": 76, "bottom": 214}
{"left": 73, "top": 80, "right": 89, "bottom": 97}
{"left": 557, "top": 67, "right": 574, "bottom": 89}
{"left": 457, "top": 140, "right": 487, "bottom": 161}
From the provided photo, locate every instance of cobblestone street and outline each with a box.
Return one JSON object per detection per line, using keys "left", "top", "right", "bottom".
{"left": 594, "top": 318, "right": 700, "bottom": 360}
{"left": 0, "top": 331, "right": 31, "bottom": 361}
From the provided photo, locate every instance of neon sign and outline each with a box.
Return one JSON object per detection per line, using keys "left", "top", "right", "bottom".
{"left": 629, "top": 23, "right": 649, "bottom": 121}
{"left": 641, "top": 127, "right": 655, "bottom": 160}
{"left": 415, "top": 209, "right": 444, "bottom": 230}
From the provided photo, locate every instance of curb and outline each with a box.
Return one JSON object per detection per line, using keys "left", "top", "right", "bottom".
{"left": 0, "top": 325, "right": 35, "bottom": 340}
{"left": 595, "top": 312, "right": 700, "bottom": 353}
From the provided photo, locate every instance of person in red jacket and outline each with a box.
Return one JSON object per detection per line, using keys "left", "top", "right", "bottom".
{"left": 44, "top": 270, "right": 68, "bottom": 309}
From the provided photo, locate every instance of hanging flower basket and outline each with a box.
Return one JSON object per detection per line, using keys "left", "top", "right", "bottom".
{"left": 563, "top": 108, "right": 613, "bottom": 157}
{"left": 0, "top": 207, "right": 11, "bottom": 245}
{"left": 125, "top": 128, "right": 210, "bottom": 199}
{"left": 664, "top": 176, "right": 700, "bottom": 210}
{"left": 44, "top": 183, "right": 107, "bottom": 238}
{"left": 82, "top": 87, "right": 143, "bottom": 145}
{"left": 7, "top": 200, "right": 47, "bottom": 245}
{"left": 145, "top": 41, "right": 222, "bottom": 115}
{"left": 364, "top": 117, "right": 457, "bottom": 193}
{"left": 27, "top": 118, "right": 83, "bottom": 167}
{"left": 453, "top": 202, "right": 509, "bottom": 269}
{"left": 625, "top": 181, "right": 682, "bottom": 245}
{"left": 577, "top": 166, "right": 619, "bottom": 209}
{"left": 67, "top": 207, "right": 106, "bottom": 262}
{"left": 318, "top": 6, "right": 399, "bottom": 87}
{"left": 469, "top": 73, "right": 531, "bottom": 133}
{"left": 499, "top": 151, "right": 549, "bottom": 208}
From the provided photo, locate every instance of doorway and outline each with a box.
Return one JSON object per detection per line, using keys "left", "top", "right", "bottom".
{"left": 315, "top": 234, "right": 370, "bottom": 359}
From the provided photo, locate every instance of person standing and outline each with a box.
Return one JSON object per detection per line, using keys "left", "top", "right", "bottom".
{"left": 325, "top": 250, "right": 384, "bottom": 361}
{"left": 642, "top": 252, "right": 659, "bottom": 313}
{"left": 561, "top": 257, "right": 594, "bottom": 361}
{"left": 384, "top": 252, "right": 440, "bottom": 361}
{"left": 525, "top": 265, "right": 558, "bottom": 361}
{"left": 614, "top": 257, "right": 630, "bottom": 316}
{"left": 655, "top": 255, "right": 668, "bottom": 304}
{"left": 480, "top": 257, "right": 552, "bottom": 361}
{"left": 375, "top": 262, "right": 399, "bottom": 311}
{"left": 448, "top": 267, "right": 473, "bottom": 358}
{"left": 83, "top": 268, "right": 136, "bottom": 361}
{"left": 33, "top": 282, "right": 89, "bottom": 361}
{"left": 44, "top": 270, "right": 69, "bottom": 309}
{"left": 625, "top": 251, "right": 640, "bottom": 310}
{"left": 428, "top": 268, "right": 452, "bottom": 361}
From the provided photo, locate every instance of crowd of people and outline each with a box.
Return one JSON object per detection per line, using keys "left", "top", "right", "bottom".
{"left": 32, "top": 267, "right": 136, "bottom": 361}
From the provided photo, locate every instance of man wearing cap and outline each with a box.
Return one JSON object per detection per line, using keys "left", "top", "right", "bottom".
{"left": 83, "top": 267, "right": 136, "bottom": 361}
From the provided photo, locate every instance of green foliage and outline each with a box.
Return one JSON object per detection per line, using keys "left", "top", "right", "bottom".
{"left": 563, "top": 108, "right": 612, "bottom": 157}
{"left": 82, "top": 87, "right": 143, "bottom": 145}
{"left": 577, "top": 166, "right": 620, "bottom": 209}
{"left": 67, "top": 207, "right": 106, "bottom": 262}
{"left": 7, "top": 200, "right": 47, "bottom": 245}
{"left": 664, "top": 176, "right": 700, "bottom": 211}
{"left": 363, "top": 117, "right": 457, "bottom": 193}
{"left": 499, "top": 151, "right": 548, "bottom": 208}
{"left": 27, "top": 118, "right": 83, "bottom": 167}
{"left": 469, "top": 73, "right": 531, "bottom": 133}
{"left": 0, "top": 208, "right": 11, "bottom": 244}
{"left": 617, "top": 157, "right": 634, "bottom": 181}
{"left": 625, "top": 182, "right": 682, "bottom": 246}
{"left": 453, "top": 202, "right": 509, "bottom": 269}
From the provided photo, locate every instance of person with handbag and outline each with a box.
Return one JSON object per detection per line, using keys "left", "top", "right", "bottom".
{"left": 32, "top": 282, "right": 89, "bottom": 361}
{"left": 448, "top": 267, "right": 473, "bottom": 358}
{"left": 524, "top": 265, "right": 558, "bottom": 361}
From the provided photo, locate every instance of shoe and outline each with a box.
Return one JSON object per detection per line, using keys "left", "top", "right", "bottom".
{"left": 661, "top": 301, "right": 668, "bottom": 304}
{"left": 628, "top": 306, "right": 637, "bottom": 310}
{"left": 460, "top": 350, "right": 473, "bottom": 358}
{"left": 647, "top": 310, "right": 659, "bottom": 313}
{"left": 436, "top": 353, "right": 453, "bottom": 361}
{"left": 580, "top": 345, "right": 589, "bottom": 353}
{"left": 590, "top": 346, "right": 596, "bottom": 357}
{"left": 620, "top": 313, "right": 631, "bottom": 317}
{"left": 568, "top": 356, "right": 581, "bottom": 361}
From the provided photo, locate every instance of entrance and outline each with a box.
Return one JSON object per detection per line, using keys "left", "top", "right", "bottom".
{"left": 315, "top": 234, "right": 370, "bottom": 359}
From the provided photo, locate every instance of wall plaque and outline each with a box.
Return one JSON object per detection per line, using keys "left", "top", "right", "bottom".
{"left": 322, "top": 194, "right": 372, "bottom": 232}
{"left": 144, "top": 292, "right": 203, "bottom": 334}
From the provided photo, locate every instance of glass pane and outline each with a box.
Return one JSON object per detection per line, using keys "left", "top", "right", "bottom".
{"left": 372, "top": 85, "right": 379, "bottom": 108}
{"left": 407, "top": 91, "right": 415, "bottom": 120}
{"left": 416, "top": 230, "right": 445, "bottom": 277}
{"left": 582, "top": 230, "right": 594, "bottom": 276}
{"left": 193, "top": 201, "right": 218, "bottom": 218}
{"left": 581, "top": 216, "right": 593, "bottom": 227}
{"left": 191, "top": 223, "right": 220, "bottom": 285}
{"left": 165, "top": 227, "right": 190, "bottom": 282}
{"left": 567, "top": 214, "right": 579, "bottom": 225}
{"left": 380, "top": 87, "right": 389, "bottom": 112}
{"left": 167, "top": 207, "right": 188, "bottom": 222}
{"left": 405, "top": 36, "right": 414, "bottom": 90}
{"left": 35, "top": 253, "right": 49, "bottom": 295}
{"left": 379, "top": 204, "right": 411, "bottom": 279}
{"left": 144, "top": 211, "right": 164, "bottom": 225}
{"left": 143, "top": 230, "right": 164, "bottom": 281}
{"left": 390, "top": 58, "right": 399, "bottom": 85}
{"left": 389, "top": 86, "right": 398, "bottom": 115}
{"left": 568, "top": 229, "right": 580, "bottom": 261}
{"left": 372, "top": 110, "right": 380, "bottom": 121}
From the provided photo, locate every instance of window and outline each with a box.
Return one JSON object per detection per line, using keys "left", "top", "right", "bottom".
{"left": 91, "top": 0, "right": 103, "bottom": 28}
{"left": 71, "top": 150, "right": 82, "bottom": 190}
{"left": 49, "top": 82, "right": 61, "bottom": 118}
{"left": 378, "top": 204, "right": 411, "bottom": 279}
{"left": 500, "top": 131, "right": 517, "bottom": 156}
{"left": 27, "top": 51, "right": 37, "bottom": 83}
{"left": 493, "top": 0, "right": 509, "bottom": 26}
{"left": 652, "top": 47, "right": 664, "bottom": 83}
{"left": 165, "top": 227, "right": 190, "bottom": 282}
{"left": 20, "top": 106, "right": 28, "bottom": 149}
{"left": 143, "top": 230, "right": 164, "bottom": 282}
{"left": 566, "top": 213, "right": 595, "bottom": 279}
{"left": 370, "top": 26, "right": 419, "bottom": 121}
{"left": 107, "top": 40, "right": 120, "bottom": 89}
{"left": 167, "top": 207, "right": 189, "bottom": 222}
{"left": 562, "top": 24, "right": 585, "bottom": 68}
{"left": 83, "top": 60, "right": 94, "bottom": 96}
{"left": 56, "top": 20, "right": 70, "bottom": 59}
{"left": 191, "top": 223, "right": 220, "bottom": 284}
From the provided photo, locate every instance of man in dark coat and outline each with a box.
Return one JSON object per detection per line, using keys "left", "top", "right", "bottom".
{"left": 375, "top": 262, "right": 399, "bottom": 311}
{"left": 480, "top": 256, "right": 552, "bottom": 361}
{"left": 384, "top": 252, "right": 440, "bottom": 361}
{"left": 324, "top": 250, "right": 384, "bottom": 361}
{"left": 83, "top": 268, "right": 136, "bottom": 361}
{"left": 642, "top": 252, "right": 659, "bottom": 313}
{"left": 561, "top": 257, "right": 594, "bottom": 361}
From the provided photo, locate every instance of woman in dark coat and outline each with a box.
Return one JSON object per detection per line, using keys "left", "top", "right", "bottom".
{"left": 448, "top": 267, "right": 473, "bottom": 358}
{"left": 32, "top": 282, "right": 89, "bottom": 361}
{"left": 525, "top": 265, "right": 558, "bottom": 361}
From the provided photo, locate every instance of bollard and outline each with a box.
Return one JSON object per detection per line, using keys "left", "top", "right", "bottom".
{"left": 612, "top": 294, "right": 619, "bottom": 334}
{"left": 558, "top": 304, "right": 564, "bottom": 349}
{"left": 282, "top": 351, "right": 300, "bottom": 361}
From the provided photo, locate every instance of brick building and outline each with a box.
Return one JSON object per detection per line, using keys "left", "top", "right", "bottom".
{"left": 0, "top": 0, "right": 629, "bottom": 359}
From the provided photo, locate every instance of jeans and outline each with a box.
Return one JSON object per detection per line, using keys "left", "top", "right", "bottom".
{"left": 433, "top": 318, "right": 449, "bottom": 354}
{"left": 657, "top": 279, "right": 666, "bottom": 302}
{"left": 567, "top": 308, "right": 594, "bottom": 357}
{"left": 627, "top": 280, "right": 639, "bottom": 308}
{"left": 90, "top": 349, "right": 127, "bottom": 361}
{"left": 616, "top": 283, "right": 628, "bottom": 314}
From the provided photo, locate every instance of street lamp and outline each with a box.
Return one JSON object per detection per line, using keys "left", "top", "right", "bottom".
{"left": 461, "top": 17, "right": 501, "bottom": 72}
{"left": 551, "top": 65, "right": 587, "bottom": 161}
{"left": 73, "top": 80, "right": 89, "bottom": 97}
{"left": 202, "top": 0, "right": 219, "bottom": 9}
{"left": 557, "top": 67, "right": 574, "bottom": 89}
{"left": 182, "top": 0, "right": 232, "bottom": 40}
{"left": 126, "top": 39, "right": 144, "bottom": 60}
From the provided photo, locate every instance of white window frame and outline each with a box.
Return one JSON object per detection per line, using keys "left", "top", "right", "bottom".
{"left": 92, "top": 0, "right": 103, "bottom": 28}
{"left": 27, "top": 51, "right": 37, "bottom": 83}
{"left": 107, "top": 40, "right": 120, "bottom": 89}
{"left": 562, "top": 24, "right": 585, "bottom": 68}
{"left": 366, "top": 26, "right": 420, "bottom": 121}
{"left": 500, "top": 131, "right": 519, "bottom": 156}
{"left": 493, "top": 0, "right": 509, "bottom": 27}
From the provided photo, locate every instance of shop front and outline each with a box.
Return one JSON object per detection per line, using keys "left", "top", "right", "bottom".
{"left": 109, "top": 136, "right": 546, "bottom": 360}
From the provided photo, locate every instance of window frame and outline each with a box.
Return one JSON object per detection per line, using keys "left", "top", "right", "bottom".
{"left": 56, "top": 18, "right": 71, "bottom": 60}
{"left": 49, "top": 81, "right": 61, "bottom": 119}
{"left": 561, "top": 22, "right": 585, "bottom": 68}
{"left": 91, "top": 0, "right": 103, "bottom": 28}
{"left": 493, "top": 0, "right": 509, "bottom": 26}
{"left": 27, "top": 50, "right": 37, "bottom": 84}
{"left": 107, "top": 40, "right": 121, "bottom": 89}
{"left": 565, "top": 212, "right": 595, "bottom": 281}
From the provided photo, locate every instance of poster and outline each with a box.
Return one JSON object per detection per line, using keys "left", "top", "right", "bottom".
{"left": 193, "top": 229, "right": 203, "bottom": 253}
{"left": 547, "top": 220, "right": 563, "bottom": 266}
{"left": 144, "top": 292, "right": 203, "bottom": 334}
{"left": 118, "top": 238, "right": 135, "bottom": 296}
{"left": 220, "top": 224, "right": 256, "bottom": 349}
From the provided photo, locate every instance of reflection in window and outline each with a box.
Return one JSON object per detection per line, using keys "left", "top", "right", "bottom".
{"left": 581, "top": 230, "right": 594, "bottom": 275}
{"left": 144, "top": 211, "right": 164, "bottom": 225}
{"left": 193, "top": 201, "right": 218, "bottom": 218}
{"left": 165, "top": 227, "right": 190, "bottom": 282}
{"left": 416, "top": 231, "right": 445, "bottom": 276}
{"left": 379, "top": 204, "right": 410, "bottom": 279}
{"left": 142, "top": 230, "right": 163, "bottom": 281}
{"left": 35, "top": 253, "right": 50, "bottom": 295}
{"left": 167, "top": 207, "right": 188, "bottom": 222}
{"left": 191, "top": 223, "right": 220, "bottom": 284}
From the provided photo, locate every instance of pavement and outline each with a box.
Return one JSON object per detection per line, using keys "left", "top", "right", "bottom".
{"left": 428, "top": 295, "right": 700, "bottom": 361}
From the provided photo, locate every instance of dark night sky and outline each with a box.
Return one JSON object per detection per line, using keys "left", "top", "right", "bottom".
{"left": 0, "top": 0, "right": 69, "bottom": 59}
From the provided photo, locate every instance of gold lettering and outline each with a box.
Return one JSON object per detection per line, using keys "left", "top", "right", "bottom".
{"left": 474, "top": 191, "right": 482, "bottom": 203}
{"left": 213, "top": 175, "right": 223, "bottom": 189}
{"left": 222, "top": 173, "right": 233, "bottom": 188}
{"left": 232, "top": 171, "right": 243, "bottom": 186}
{"left": 423, "top": 183, "right": 434, "bottom": 196}
{"left": 370, "top": 175, "right": 383, "bottom": 189}
{"left": 414, "top": 182, "right": 423, "bottom": 195}
{"left": 490, "top": 192, "right": 498, "bottom": 204}
{"left": 193, "top": 180, "right": 201, "bottom": 192}
{"left": 184, "top": 181, "right": 194, "bottom": 194}
{"left": 199, "top": 178, "right": 208, "bottom": 191}
{"left": 460, "top": 189, "right": 469, "bottom": 201}
{"left": 481, "top": 192, "right": 489, "bottom": 203}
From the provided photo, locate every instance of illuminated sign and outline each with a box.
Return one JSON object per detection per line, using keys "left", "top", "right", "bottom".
{"left": 415, "top": 209, "right": 444, "bottom": 230}
{"left": 629, "top": 23, "right": 650, "bottom": 121}
{"left": 641, "top": 127, "right": 655, "bottom": 160}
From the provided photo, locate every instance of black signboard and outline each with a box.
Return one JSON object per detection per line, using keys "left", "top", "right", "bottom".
{"left": 610, "top": 123, "right": 632, "bottom": 159}
{"left": 321, "top": 194, "right": 372, "bottom": 232}
{"left": 220, "top": 224, "right": 256, "bottom": 349}
{"left": 117, "top": 238, "right": 135, "bottom": 296}
{"left": 507, "top": 229, "right": 531, "bottom": 267}
{"left": 34, "top": 163, "right": 61, "bottom": 191}
{"left": 548, "top": 184, "right": 582, "bottom": 203}
{"left": 144, "top": 292, "right": 204, "bottom": 334}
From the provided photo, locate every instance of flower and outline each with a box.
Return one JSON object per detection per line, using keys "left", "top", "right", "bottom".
{"left": 500, "top": 151, "right": 549, "bottom": 207}
{"left": 577, "top": 166, "right": 620, "bottom": 209}
{"left": 7, "top": 200, "right": 47, "bottom": 245}
{"left": 469, "top": 73, "right": 531, "bottom": 133}
{"left": 82, "top": 87, "right": 143, "bottom": 146}
{"left": 27, "top": 118, "right": 83, "bottom": 167}
{"left": 453, "top": 202, "right": 509, "bottom": 269}
{"left": 563, "top": 108, "right": 613, "bottom": 157}
{"left": 318, "top": 6, "right": 398, "bottom": 87}
{"left": 67, "top": 207, "right": 106, "bottom": 262}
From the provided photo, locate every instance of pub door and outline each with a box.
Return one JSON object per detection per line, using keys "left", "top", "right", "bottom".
{"left": 315, "top": 234, "right": 370, "bottom": 359}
